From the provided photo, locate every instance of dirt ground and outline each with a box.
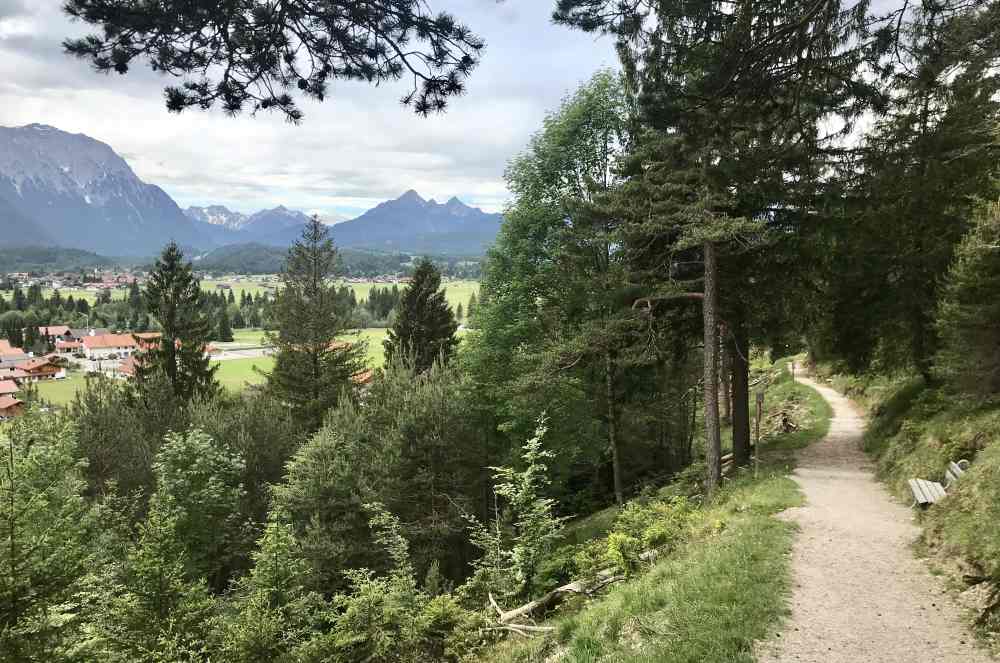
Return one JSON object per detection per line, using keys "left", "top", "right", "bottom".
{"left": 757, "top": 370, "right": 994, "bottom": 662}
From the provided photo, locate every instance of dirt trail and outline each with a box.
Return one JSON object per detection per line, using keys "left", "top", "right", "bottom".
{"left": 758, "top": 369, "right": 993, "bottom": 663}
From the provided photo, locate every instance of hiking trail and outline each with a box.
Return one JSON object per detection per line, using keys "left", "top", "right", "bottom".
{"left": 758, "top": 369, "right": 994, "bottom": 662}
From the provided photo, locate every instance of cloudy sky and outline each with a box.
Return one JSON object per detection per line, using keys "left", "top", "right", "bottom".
{"left": 0, "top": 1, "right": 618, "bottom": 219}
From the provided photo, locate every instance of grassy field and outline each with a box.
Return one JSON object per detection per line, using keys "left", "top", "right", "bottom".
{"left": 213, "top": 356, "right": 274, "bottom": 392}
{"left": 36, "top": 373, "right": 87, "bottom": 406}
{"left": 201, "top": 278, "right": 277, "bottom": 301}
{"left": 40, "top": 287, "right": 124, "bottom": 304}
{"left": 199, "top": 277, "right": 479, "bottom": 313}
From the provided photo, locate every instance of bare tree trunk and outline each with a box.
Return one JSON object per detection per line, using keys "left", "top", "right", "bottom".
{"left": 720, "top": 336, "right": 732, "bottom": 424}
{"left": 703, "top": 242, "right": 721, "bottom": 496}
{"left": 606, "top": 350, "right": 623, "bottom": 506}
{"left": 732, "top": 323, "right": 751, "bottom": 467}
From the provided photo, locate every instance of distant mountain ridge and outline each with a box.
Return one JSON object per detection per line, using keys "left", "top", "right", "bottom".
{"left": 0, "top": 123, "right": 502, "bottom": 257}
{"left": 0, "top": 124, "right": 204, "bottom": 255}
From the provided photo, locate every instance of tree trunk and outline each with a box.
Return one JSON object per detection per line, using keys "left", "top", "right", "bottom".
{"left": 720, "top": 336, "right": 732, "bottom": 424}
{"left": 731, "top": 323, "right": 751, "bottom": 467}
{"left": 702, "top": 241, "right": 721, "bottom": 496}
{"left": 606, "top": 350, "right": 624, "bottom": 506}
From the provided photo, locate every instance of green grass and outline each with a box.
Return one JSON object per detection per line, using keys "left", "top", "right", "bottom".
{"left": 342, "top": 279, "right": 479, "bottom": 314}
{"left": 212, "top": 357, "right": 274, "bottom": 392}
{"left": 478, "top": 359, "right": 832, "bottom": 663}
{"left": 200, "top": 278, "right": 276, "bottom": 300}
{"left": 41, "top": 287, "right": 124, "bottom": 304}
{"left": 228, "top": 329, "right": 269, "bottom": 346}
{"left": 198, "top": 278, "right": 479, "bottom": 315}
{"left": 35, "top": 374, "right": 87, "bottom": 406}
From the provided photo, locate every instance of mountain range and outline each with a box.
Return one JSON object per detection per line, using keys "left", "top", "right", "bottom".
{"left": 0, "top": 124, "right": 503, "bottom": 257}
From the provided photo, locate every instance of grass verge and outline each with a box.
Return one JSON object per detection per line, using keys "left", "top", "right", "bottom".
{"left": 478, "top": 358, "right": 831, "bottom": 663}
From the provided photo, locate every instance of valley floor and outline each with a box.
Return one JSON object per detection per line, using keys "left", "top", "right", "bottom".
{"left": 758, "top": 371, "right": 993, "bottom": 662}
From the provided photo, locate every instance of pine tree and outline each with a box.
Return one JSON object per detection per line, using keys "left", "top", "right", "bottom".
{"left": 466, "top": 292, "right": 478, "bottom": 321}
{"left": 384, "top": 259, "right": 458, "bottom": 373}
{"left": 266, "top": 217, "right": 364, "bottom": 433}
{"left": 217, "top": 308, "right": 234, "bottom": 342}
{"left": 935, "top": 193, "right": 1000, "bottom": 395}
{"left": 137, "top": 243, "right": 218, "bottom": 402}
{"left": 455, "top": 302, "right": 464, "bottom": 321}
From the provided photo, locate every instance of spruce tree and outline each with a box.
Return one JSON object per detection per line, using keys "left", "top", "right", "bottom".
{"left": 384, "top": 260, "right": 458, "bottom": 373}
{"left": 217, "top": 308, "right": 234, "bottom": 342}
{"left": 266, "top": 217, "right": 364, "bottom": 433}
{"left": 137, "top": 243, "right": 218, "bottom": 402}
{"left": 935, "top": 194, "right": 1000, "bottom": 395}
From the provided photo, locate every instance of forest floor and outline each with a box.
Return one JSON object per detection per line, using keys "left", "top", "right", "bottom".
{"left": 757, "top": 369, "right": 994, "bottom": 662}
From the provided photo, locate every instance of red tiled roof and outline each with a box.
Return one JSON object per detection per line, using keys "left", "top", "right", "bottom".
{"left": 17, "top": 358, "right": 57, "bottom": 373}
{"left": 0, "top": 380, "right": 18, "bottom": 395}
{"left": 0, "top": 340, "right": 15, "bottom": 353}
{"left": 0, "top": 396, "right": 23, "bottom": 411}
{"left": 56, "top": 340, "right": 83, "bottom": 349}
{"left": 39, "top": 325, "right": 71, "bottom": 336}
{"left": 3, "top": 368, "right": 29, "bottom": 380}
{"left": 119, "top": 355, "right": 141, "bottom": 376}
{"left": 83, "top": 334, "right": 139, "bottom": 350}
{"left": 352, "top": 369, "right": 375, "bottom": 385}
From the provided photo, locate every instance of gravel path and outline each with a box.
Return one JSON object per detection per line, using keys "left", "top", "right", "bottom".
{"left": 757, "top": 369, "right": 994, "bottom": 663}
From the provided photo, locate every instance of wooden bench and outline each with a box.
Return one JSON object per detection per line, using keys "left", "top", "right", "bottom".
{"left": 908, "top": 459, "right": 971, "bottom": 507}
{"left": 944, "top": 459, "right": 970, "bottom": 488}
{"left": 908, "top": 478, "right": 947, "bottom": 507}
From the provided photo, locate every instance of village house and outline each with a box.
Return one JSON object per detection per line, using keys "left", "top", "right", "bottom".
{"left": 0, "top": 396, "right": 24, "bottom": 419}
{"left": 0, "top": 380, "right": 19, "bottom": 397}
{"left": 82, "top": 333, "right": 140, "bottom": 360}
{"left": 17, "top": 358, "right": 65, "bottom": 381}
{"left": 69, "top": 328, "right": 110, "bottom": 341}
{"left": 39, "top": 325, "right": 73, "bottom": 345}
{"left": 55, "top": 339, "right": 83, "bottom": 354}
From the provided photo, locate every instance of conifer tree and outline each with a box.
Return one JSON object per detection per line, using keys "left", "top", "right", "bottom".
{"left": 935, "top": 192, "right": 1000, "bottom": 395}
{"left": 136, "top": 243, "right": 218, "bottom": 402}
{"left": 63, "top": 0, "right": 484, "bottom": 121}
{"left": 217, "top": 308, "right": 234, "bottom": 343}
{"left": 384, "top": 259, "right": 458, "bottom": 373}
{"left": 266, "top": 217, "right": 364, "bottom": 433}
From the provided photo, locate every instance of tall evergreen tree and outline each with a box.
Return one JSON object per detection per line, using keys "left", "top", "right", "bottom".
{"left": 217, "top": 308, "right": 234, "bottom": 343}
{"left": 266, "top": 217, "right": 364, "bottom": 433}
{"left": 137, "top": 243, "right": 218, "bottom": 402}
{"left": 935, "top": 190, "right": 1000, "bottom": 395}
{"left": 557, "top": 0, "right": 882, "bottom": 490}
{"left": 384, "top": 259, "right": 458, "bottom": 373}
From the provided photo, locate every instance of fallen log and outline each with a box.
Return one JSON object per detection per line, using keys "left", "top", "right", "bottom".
{"left": 491, "top": 549, "right": 660, "bottom": 626}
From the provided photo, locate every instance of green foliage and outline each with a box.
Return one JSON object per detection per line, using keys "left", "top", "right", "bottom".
{"left": 152, "top": 429, "right": 246, "bottom": 590}
{"left": 0, "top": 411, "right": 96, "bottom": 661}
{"left": 221, "top": 518, "right": 325, "bottom": 662}
{"left": 139, "top": 242, "right": 219, "bottom": 401}
{"left": 70, "top": 373, "right": 187, "bottom": 498}
{"left": 384, "top": 259, "right": 459, "bottom": 372}
{"left": 465, "top": 420, "right": 566, "bottom": 602}
{"left": 79, "top": 499, "right": 219, "bottom": 662}
{"left": 273, "top": 360, "right": 491, "bottom": 591}
{"left": 294, "top": 505, "right": 479, "bottom": 663}
{"left": 188, "top": 391, "right": 305, "bottom": 527}
{"left": 935, "top": 195, "right": 1000, "bottom": 395}
{"left": 266, "top": 218, "right": 364, "bottom": 433}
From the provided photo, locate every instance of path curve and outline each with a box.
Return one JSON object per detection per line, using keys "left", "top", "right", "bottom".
{"left": 758, "top": 369, "right": 994, "bottom": 663}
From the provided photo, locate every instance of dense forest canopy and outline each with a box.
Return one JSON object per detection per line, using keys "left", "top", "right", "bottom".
{"left": 1, "top": 0, "right": 998, "bottom": 659}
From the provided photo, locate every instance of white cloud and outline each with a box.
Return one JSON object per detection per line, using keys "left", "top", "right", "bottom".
{"left": 0, "top": 1, "right": 618, "bottom": 217}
